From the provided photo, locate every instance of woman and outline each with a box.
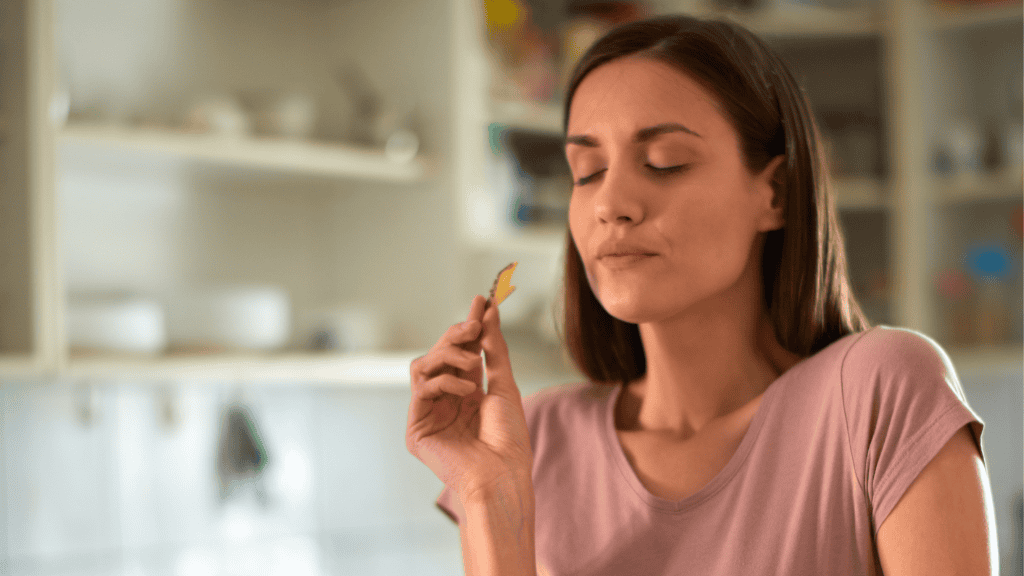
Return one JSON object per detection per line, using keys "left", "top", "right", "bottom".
{"left": 406, "top": 14, "right": 997, "bottom": 575}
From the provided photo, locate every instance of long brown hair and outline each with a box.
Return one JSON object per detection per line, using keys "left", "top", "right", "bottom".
{"left": 553, "top": 14, "right": 872, "bottom": 386}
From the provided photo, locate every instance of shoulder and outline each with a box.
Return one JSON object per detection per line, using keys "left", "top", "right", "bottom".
{"left": 838, "top": 326, "right": 983, "bottom": 493}
{"left": 840, "top": 325, "right": 966, "bottom": 404}
{"left": 844, "top": 325, "right": 954, "bottom": 371}
{"left": 521, "top": 381, "right": 616, "bottom": 441}
{"left": 523, "top": 381, "right": 613, "bottom": 420}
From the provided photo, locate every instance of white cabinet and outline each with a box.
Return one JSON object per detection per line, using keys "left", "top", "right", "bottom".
{"left": 1, "top": 0, "right": 465, "bottom": 385}
{"left": 1, "top": 0, "right": 1019, "bottom": 387}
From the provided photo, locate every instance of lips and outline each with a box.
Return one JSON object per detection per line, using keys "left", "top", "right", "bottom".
{"left": 596, "top": 239, "right": 659, "bottom": 260}
{"left": 603, "top": 252, "right": 656, "bottom": 257}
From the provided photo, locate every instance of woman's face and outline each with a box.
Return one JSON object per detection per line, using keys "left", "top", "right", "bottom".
{"left": 566, "top": 56, "right": 785, "bottom": 324}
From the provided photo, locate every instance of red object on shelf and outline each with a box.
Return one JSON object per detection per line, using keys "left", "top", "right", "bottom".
{"left": 937, "top": 268, "right": 974, "bottom": 301}
{"left": 568, "top": 1, "right": 649, "bottom": 24}
{"left": 1011, "top": 204, "right": 1023, "bottom": 239}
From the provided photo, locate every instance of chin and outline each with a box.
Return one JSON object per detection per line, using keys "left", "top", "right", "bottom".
{"left": 597, "top": 294, "right": 659, "bottom": 325}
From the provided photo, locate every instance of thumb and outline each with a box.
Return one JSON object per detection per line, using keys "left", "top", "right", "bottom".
{"left": 480, "top": 300, "right": 520, "bottom": 402}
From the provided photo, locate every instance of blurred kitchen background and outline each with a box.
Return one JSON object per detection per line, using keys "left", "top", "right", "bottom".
{"left": 0, "top": 0, "right": 1021, "bottom": 574}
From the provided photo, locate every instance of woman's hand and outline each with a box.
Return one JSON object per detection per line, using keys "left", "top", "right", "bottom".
{"left": 406, "top": 294, "right": 533, "bottom": 503}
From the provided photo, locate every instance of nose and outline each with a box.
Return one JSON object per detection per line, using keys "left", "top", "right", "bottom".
{"left": 592, "top": 161, "right": 647, "bottom": 225}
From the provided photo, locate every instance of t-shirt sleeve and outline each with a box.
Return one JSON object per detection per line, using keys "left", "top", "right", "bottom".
{"left": 841, "top": 327, "right": 986, "bottom": 537}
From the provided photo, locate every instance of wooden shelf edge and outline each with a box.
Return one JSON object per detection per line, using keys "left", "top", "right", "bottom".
{"left": 490, "top": 99, "right": 563, "bottom": 135}
{"left": 64, "top": 350, "right": 428, "bottom": 385}
{"left": 0, "top": 356, "right": 44, "bottom": 379}
{"left": 59, "top": 123, "right": 429, "bottom": 183}
{"left": 946, "top": 343, "right": 1023, "bottom": 374}
{"left": 935, "top": 168, "right": 1024, "bottom": 205}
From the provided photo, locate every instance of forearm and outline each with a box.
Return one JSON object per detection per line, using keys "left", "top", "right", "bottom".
{"left": 459, "top": 479, "right": 537, "bottom": 576}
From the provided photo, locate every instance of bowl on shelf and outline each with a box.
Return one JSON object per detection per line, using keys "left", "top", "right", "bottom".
{"left": 67, "top": 294, "right": 167, "bottom": 355}
{"left": 165, "top": 285, "right": 292, "bottom": 353}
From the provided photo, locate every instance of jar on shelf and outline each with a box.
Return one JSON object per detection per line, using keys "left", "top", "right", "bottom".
{"left": 975, "top": 277, "right": 1011, "bottom": 345}
{"left": 936, "top": 267, "right": 975, "bottom": 346}
{"left": 965, "top": 243, "right": 1014, "bottom": 346}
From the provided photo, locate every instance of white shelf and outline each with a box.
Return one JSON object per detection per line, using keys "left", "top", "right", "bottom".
{"left": 59, "top": 123, "right": 431, "bottom": 183}
{"left": 0, "top": 355, "right": 42, "bottom": 378}
{"left": 935, "top": 168, "right": 1024, "bottom": 206}
{"left": 947, "top": 342, "right": 1023, "bottom": 374}
{"left": 64, "top": 350, "right": 426, "bottom": 386}
{"left": 930, "top": 2, "right": 1023, "bottom": 31}
{"left": 465, "top": 223, "right": 567, "bottom": 255}
{"left": 490, "top": 99, "right": 563, "bottom": 135}
{"left": 61, "top": 342, "right": 584, "bottom": 390}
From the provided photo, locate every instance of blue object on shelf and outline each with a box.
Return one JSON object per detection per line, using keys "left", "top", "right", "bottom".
{"left": 965, "top": 243, "right": 1012, "bottom": 280}
{"left": 488, "top": 123, "right": 507, "bottom": 155}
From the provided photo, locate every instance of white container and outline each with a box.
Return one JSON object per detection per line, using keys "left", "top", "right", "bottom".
{"left": 67, "top": 296, "right": 167, "bottom": 354}
{"left": 300, "top": 303, "right": 384, "bottom": 353}
{"left": 943, "top": 118, "right": 984, "bottom": 180}
{"left": 166, "top": 286, "right": 291, "bottom": 351}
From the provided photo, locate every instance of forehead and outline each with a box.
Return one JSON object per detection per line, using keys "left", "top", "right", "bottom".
{"left": 567, "top": 56, "right": 729, "bottom": 142}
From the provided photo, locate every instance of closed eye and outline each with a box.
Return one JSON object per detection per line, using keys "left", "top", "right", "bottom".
{"left": 573, "top": 165, "right": 688, "bottom": 187}
{"left": 650, "top": 164, "right": 688, "bottom": 174}
{"left": 574, "top": 169, "right": 605, "bottom": 187}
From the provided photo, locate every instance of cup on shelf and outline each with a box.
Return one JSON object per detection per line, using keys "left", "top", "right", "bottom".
{"left": 939, "top": 118, "right": 984, "bottom": 183}
{"left": 241, "top": 90, "right": 318, "bottom": 139}
{"left": 185, "top": 96, "right": 252, "bottom": 137}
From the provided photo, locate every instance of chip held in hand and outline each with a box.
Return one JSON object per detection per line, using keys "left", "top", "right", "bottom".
{"left": 488, "top": 262, "right": 517, "bottom": 307}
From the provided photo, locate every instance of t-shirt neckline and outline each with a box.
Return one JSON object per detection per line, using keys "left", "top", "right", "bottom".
{"left": 601, "top": 372, "right": 786, "bottom": 513}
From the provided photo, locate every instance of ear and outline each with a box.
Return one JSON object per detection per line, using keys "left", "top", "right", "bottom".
{"left": 756, "top": 154, "right": 787, "bottom": 231}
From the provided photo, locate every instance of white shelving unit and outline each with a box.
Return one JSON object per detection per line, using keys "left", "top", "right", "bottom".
{"left": 1, "top": 0, "right": 1020, "bottom": 386}
{"left": 0, "top": 0, "right": 458, "bottom": 387}
{"left": 60, "top": 123, "right": 431, "bottom": 182}
{"left": 63, "top": 350, "right": 423, "bottom": 386}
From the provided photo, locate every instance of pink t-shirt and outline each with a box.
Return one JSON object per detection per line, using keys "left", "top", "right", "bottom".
{"left": 436, "top": 325, "right": 986, "bottom": 574}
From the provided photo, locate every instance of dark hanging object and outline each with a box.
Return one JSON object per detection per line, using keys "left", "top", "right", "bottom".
{"left": 216, "top": 402, "right": 271, "bottom": 505}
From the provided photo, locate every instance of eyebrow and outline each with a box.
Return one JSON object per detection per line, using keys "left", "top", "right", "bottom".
{"left": 564, "top": 122, "right": 703, "bottom": 148}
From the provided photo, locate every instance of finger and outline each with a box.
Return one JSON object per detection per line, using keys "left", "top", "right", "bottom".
{"left": 428, "top": 318, "right": 482, "bottom": 355}
{"left": 467, "top": 294, "right": 488, "bottom": 325}
{"left": 415, "top": 344, "right": 482, "bottom": 378}
{"left": 479, "top": 300, "right": 520, "bottom": 402}
{"left": 414, "top": 372, "right": 478, "bottom": 401}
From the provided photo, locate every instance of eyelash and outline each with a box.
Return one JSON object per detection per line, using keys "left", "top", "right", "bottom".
{"left": 573, "top": 165, "right": 688, "bottom": 187}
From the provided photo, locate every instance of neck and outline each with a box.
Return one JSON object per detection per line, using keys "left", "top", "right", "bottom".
{"left": 623, "top": 300, "right": 802, "bottom": 441}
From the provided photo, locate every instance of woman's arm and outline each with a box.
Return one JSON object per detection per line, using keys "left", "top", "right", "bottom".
{"left": 875, "top": 425, "right": 999, "bottom": 575}
{"left": 460, "top": 476, "right": 538, "bottom": 576}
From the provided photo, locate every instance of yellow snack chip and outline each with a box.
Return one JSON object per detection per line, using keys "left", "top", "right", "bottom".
{"left": 488, "top": 261, "right": 517, "bottom": 306}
